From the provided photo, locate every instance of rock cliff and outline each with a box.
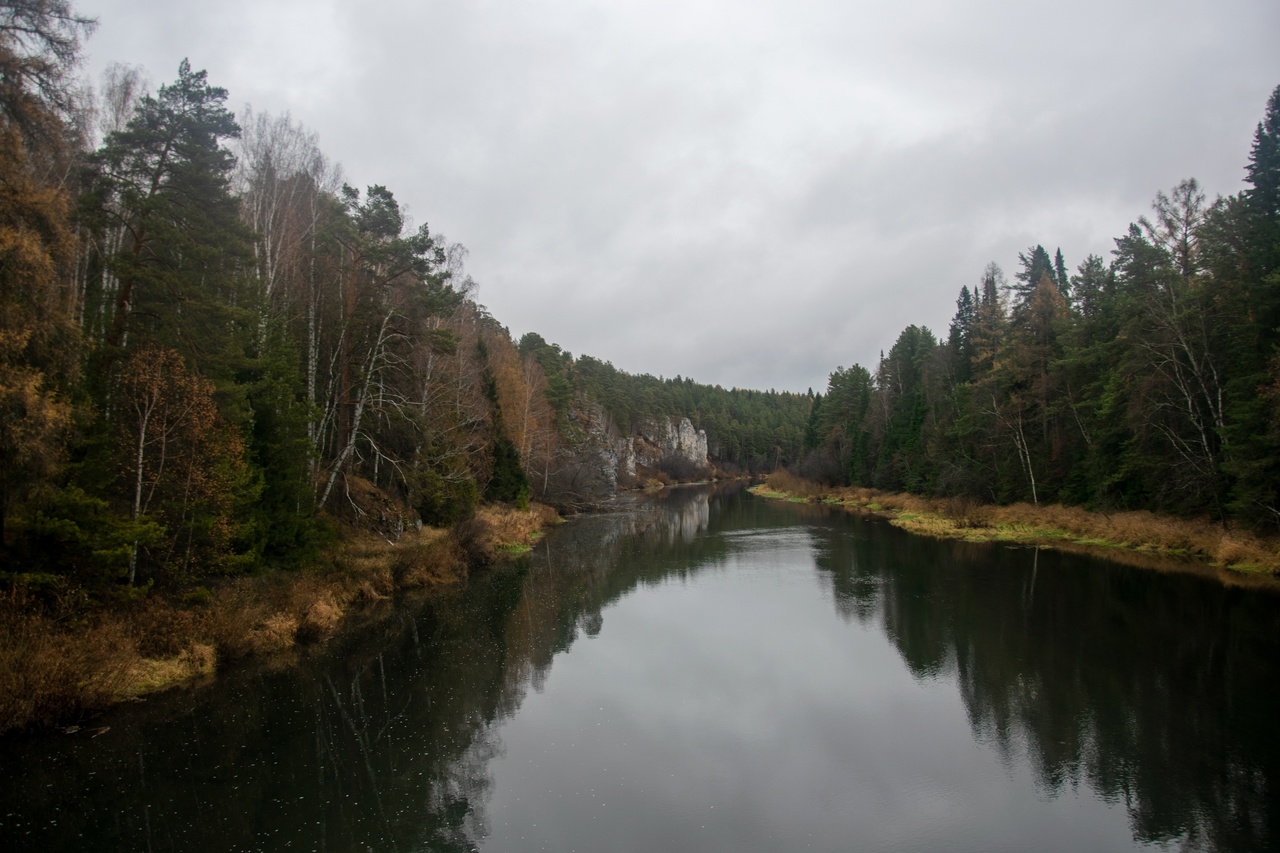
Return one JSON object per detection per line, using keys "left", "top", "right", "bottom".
{"left": 548, "top": 410, "right": 712, "bottom": 507}
{"left": 631, "top": 417, "right": 710, "bottom": 477}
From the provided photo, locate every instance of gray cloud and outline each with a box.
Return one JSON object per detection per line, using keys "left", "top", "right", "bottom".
{"left": 79, "top": 0, "right": 1280, "bottom": 391}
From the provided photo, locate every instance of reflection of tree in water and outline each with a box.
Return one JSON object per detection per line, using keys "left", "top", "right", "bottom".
{"left": 579, "top": 609, "right": 604, "bottom": 637}
{"left": 7, "top": 486, "right": 1272, "bottom": 851}
{"left": 809, "top": 516, "right": 1280, "bottom": 852}
{"left": 498, "top": 484, "right": 737, "bottom": 699}
{"left": 0, "top": 565, "right": 533, "bottom": 851}
{"left": 0, "top": 484, "right": 743, "bottom": 853}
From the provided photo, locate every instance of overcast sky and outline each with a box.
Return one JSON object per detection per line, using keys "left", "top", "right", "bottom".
{"left": 76, "top": 0, "right": 1280, "bottom": 393}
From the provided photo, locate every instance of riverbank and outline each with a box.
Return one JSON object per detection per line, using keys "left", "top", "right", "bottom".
{"left": 0, "top": 502, "right": 559, "bottom": 736}
{"left": 753, "top": 472, "right": 1280, "bottom": 578}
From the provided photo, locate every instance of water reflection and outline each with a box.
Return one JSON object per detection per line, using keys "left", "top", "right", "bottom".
{"left": 803, "top": 508, "right": 1280, "bottom": 851}
{"left": 0, "top": 484, "right": 1276, "bottom": 852}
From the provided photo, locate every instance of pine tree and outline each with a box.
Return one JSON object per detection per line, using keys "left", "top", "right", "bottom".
{"left": 84, "top": 59, "right": 253, "bottom": 377}
{"left": 1244, "top": 86, "right": 1280, "bottom": 338}
{"left": 1223, "top": 84, "right": 1280, "bottom": 526}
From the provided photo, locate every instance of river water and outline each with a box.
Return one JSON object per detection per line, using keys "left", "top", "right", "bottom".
{"left": 2, "top": 484, "right": 1278, "bottom": 851}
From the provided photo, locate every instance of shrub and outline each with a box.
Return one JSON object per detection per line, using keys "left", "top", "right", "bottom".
{"left": 416, "top": 469, "right": 479, "bottom": 527}
{"left": 0, "top": 612, "right": 136, "bottom": 734}
{"left": 296, "top": 598, "right": 342, "bottom": 643}
{"left": 765, "top": 470, "right": 824, "bottom": 500}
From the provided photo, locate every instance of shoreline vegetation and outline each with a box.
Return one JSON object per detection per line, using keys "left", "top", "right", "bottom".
{"left": 6, "top": 468, "right": 1280, "bottom": 738}
{"left": 0, "top": 502, "right": 558, "bottom": 737}
{"left": 753, "top": 471, "right": 1280, "bottom": 583}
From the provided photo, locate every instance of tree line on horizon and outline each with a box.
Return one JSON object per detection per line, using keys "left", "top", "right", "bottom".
{"left": 518, "top": 334, "right": 810, "bottom": 475}
{"left": 799, "top": 87, "right": 1280, "bottom": 529}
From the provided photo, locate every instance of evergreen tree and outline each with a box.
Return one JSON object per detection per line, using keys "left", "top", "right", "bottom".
{"left": 947, "top": 285, "right": 975, "bottom": 383}
{"left": 871, "top": 325, "right": 937, "bottom": 491}
{"left": 969, "top": 263, "right": 1006, "bottom": 378}
{"left": 1245, "top": 85, "right": 1280, "bottom": 229}
{"left": 1222, "top": 85, "right": 1280, "bottom": 526}
{"left": 1244, "top": 86, "right": 1280, "bottom": 349}
{"left": 1053, "top": 247, "right": 1070, "bottom": 299}
{"left": 1012, "top": 245, "right": 1054, "bottom": 304}
{"left": 84, "top": 59, "right": 253, "bottom": 377}
{"left": 802, "top": 393, "right": 823, "bottom": 452}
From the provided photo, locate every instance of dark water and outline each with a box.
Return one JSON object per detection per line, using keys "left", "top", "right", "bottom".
{"left": 3, "top": 485, "right": 1279, "bottom": 852}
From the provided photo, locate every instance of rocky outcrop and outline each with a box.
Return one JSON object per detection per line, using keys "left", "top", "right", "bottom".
{"left": 631, "top": 417, "right": 710, "bottom": 477}
{"left": 616, "top": 436, "right": 637, "bottom": 480}
{"left": 543, "top": 409, "right": 711, "bottom": 508}
{"left": 555, "top": 401, "right": 624, "bottom": 503}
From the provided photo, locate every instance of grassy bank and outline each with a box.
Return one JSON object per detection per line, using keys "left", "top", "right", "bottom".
{"left": 753, "top": 471, "right": 1280, "bottom": 577}
{"left": 0, "top": 502, "right": 558, "bottom": 736}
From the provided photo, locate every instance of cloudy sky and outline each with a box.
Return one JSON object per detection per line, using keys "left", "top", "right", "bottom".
{"left": 76, "top": 0, "right": 1279, "bottom": 393}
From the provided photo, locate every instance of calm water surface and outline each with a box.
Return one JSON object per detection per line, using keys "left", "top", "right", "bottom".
{"left": 2, "top": 485, "right": 1278, "bottom": 851}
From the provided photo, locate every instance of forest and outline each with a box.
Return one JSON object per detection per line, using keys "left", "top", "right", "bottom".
{"left": 2, "top": 0, "right": 1279, "bottom": 610}
{"left": 798, "top": 95, "right": 1280, "bottom": 531}
{"left": 0, "top": 2, "right": 811, "bottom": 598}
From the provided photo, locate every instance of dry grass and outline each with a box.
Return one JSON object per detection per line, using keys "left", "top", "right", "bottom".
{"left": 754, "top": 477, "right": 1280, "bottom": 576}
{"left": 0, "top": 612, "right": 137, "bottom": 733}
{"left": 393, "top": 533, "right": 468, "bottom": 588}
{"left": 453, "top": 502, "right": 560, "bottom": 564}
{"left": 125, "top": 643, "right": 218, "bottom": 697}
{"left": 637, "top": 467, "right": 671, "bottom": 488}
{"left": 0, "top": 502, "right": 562, "bottom": 735}
{"left": 296, "top": 599, "right": 342, "bottom": 643}
{"left": 483, "top": 502, "right": 559, "bottom": 545}
{"left": 763, "top": 470, "right": 826, "bottom": 500}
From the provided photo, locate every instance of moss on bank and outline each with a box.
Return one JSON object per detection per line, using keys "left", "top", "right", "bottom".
{"left": 752, "top": 472, "right": 1280, "bottom": 578}
{"left": 0, "top": 502, "right": 559, "bottom": 736}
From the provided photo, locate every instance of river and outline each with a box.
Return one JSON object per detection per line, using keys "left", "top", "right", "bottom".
{"left": 2, "top": 483, "right": 1278, "bottom": 851}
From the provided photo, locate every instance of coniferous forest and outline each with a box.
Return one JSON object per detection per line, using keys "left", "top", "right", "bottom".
{"left": 799, "top": 119, "right": 1280, "bottom": 527}
{"left": 1, "top": 0, "right": 1278, "bottom": 610}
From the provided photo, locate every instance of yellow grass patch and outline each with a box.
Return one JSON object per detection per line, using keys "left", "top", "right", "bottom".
{"left": 297, "top": 599, "right": 343, "bottom": 643}
{"left": 754, "top": 480, "right": 1280, "bottom": 576}
{"left": 124, "top": 643, "right": 217, "bottom": 697}
{"left": 454, "top": 503, "right": 561, "bottom": 564}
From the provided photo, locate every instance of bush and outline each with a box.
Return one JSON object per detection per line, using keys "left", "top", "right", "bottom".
{"left": 765, "top": 470, "right": 825, "bottom": 499}
{"left": 0, "top": 611, "right": 136, "bottom": 734}
{"left": 797, "top": 441, "right": 845, "bottom": 486}
{"left": 450, "top": 516, "right": 493, "bottom": 566}
{"left": 485, "top": 437, "right": 529, "bottom": 503}
{"left": 416, "top": 469, "right": 479, "bottom": 527}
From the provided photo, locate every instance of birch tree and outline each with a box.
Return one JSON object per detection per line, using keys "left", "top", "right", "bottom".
{"left": 117, "top": 346, "right": 243, "bottom": 582}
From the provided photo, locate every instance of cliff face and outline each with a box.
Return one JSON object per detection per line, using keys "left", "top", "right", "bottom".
{"left": 553, "top": 401, "right": 624, "bottom": 505}
{"left": 548, "top": 411, "right": 711, "bottom": 508}
{"left": 631, "top": 417, "right": 710, "bottom": 477}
